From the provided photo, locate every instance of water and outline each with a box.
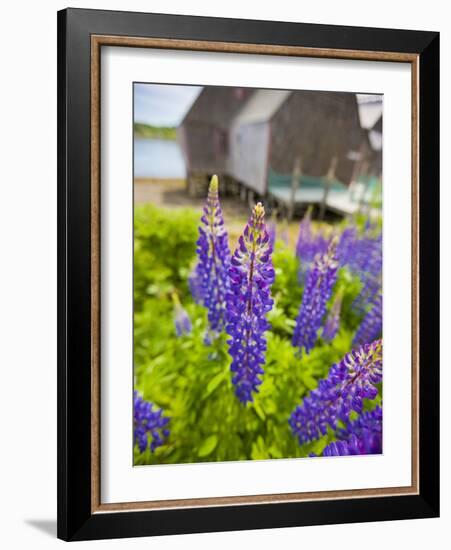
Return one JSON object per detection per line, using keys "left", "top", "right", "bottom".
{"left": 134, "top": 138, "right": 186, "bottom": 179}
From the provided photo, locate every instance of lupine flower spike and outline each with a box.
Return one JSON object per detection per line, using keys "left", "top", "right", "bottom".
{"left": 172, "top": 293, "right": 192, "bottom": 337}
{"left": 351, "top": 232, "right": 382, "bottom": 313}
{"left": 192, "top": 175, "right": 231, "bottom": 341}
{"left": 336, "top": 225, "right": 358, "bottom": 266}
{"left": 280, "top": 217, "right": 290, "bottom": 247}
{"left": 267, "top": 218, "right": 277, "bottom": 250}
{"left": 353, "top": 293, "right": 382, "bottom": 347}
{"left": 337, "top": 224, "right": 382, "bottom": 313}
{"left": 134, "top": 391, "right": 170, "bottom": 453}
{"left": 296, "top": 207, "right": 328, "bottom": 283}
{"left": 226, "top": 203, "right": 275, "bottom": 404}
{"left": 296, "top": 206, "right": 313, "bottom": 260}
{"left": 321, "top": 406, "right": 382, "bottom": 456}
{"left": 292, "top": 238, "right": 339, "bottom": 355}
{"left": 188, "top": 266, "right": 203, "bottom": 304}
{"left": 322, "top": 291, "right": 343, "bottom": 343}
{"left": 289, "top": 339, "right": 382, "bottom": 445}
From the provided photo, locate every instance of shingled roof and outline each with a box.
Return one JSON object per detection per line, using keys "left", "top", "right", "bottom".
{"left": 181, "top": 86, "right": 253, "bottom": 128}
{"left": 232, "top": 89, "right": 292, "bottom": 125}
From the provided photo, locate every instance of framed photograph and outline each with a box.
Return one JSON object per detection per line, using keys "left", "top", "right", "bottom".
{"left": 57, "top": 8, "right": 439, "bottom": 541}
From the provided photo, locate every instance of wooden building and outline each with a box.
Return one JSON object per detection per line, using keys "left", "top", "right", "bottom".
{"left": 178, "top": 87, "right": 380, "bottom": 216}
{"left": 177, "top": 87, "right": 253, "bottom": 177}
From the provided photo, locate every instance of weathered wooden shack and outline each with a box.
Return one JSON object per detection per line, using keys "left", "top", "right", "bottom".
{"left": 177, "top": 86, "right": 252, "bottom": 176}
{"left": 178, "top": 87, "right": 378, "bottom": 215}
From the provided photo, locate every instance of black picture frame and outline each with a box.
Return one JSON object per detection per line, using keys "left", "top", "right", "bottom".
{"left": 57, "top": 7, "right": 439, "bottom": 541}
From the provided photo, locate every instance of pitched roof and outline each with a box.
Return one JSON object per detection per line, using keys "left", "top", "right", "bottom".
{"left": 372, "top": 114, "right": 383, "bottom": 133}
{"left": 232, "top": 90, "right": 292, "bottom": 125}
{"left": 181, "top": 86, "right": 253, "bottom": 128}
{"left": 357, "top": 96, "right": 383, "bottom": 130}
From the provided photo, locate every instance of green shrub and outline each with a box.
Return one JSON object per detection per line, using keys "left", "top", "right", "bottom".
{"left": 134, "top": 204, "right": 198, "bottom": 311}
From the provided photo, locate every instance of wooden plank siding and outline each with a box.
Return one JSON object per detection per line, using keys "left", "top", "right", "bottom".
{"left": 228, "top": 121, "right": 270, "bottom": 194}
{"left": 267, "top": 91, "right": 364, "bottom": 187}
{"left": 178, "top": 86, "right": 253, "bottom": 175}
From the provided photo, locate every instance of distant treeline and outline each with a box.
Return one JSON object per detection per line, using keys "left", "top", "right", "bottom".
{"left": 134, "top": 122, "right": 177, "bottom": 140}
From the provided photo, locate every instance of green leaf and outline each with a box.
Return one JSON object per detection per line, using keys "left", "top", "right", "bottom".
{"left": 269, "top": 445, "right": 283, "bottom": 459}
{"left": 253, "top": 401, "right": 266, "bottom": 421}
{"left": 251, "top": 436, "right": 269, "bottom": 460}
{"left": 198, "top": 435, "right": 218, "bottom": 457}
{"left": 263, "top": 399, "right": 277, "bottom": 415}
{"left": 204, "top": 371, "right": 226, "bottom": 399}
{"left": 302, "top": 373, "right": 318, "bottom": 391}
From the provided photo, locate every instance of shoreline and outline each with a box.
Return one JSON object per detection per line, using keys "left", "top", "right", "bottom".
{"left": 134, "top": 177, "right": 186, "bottom": 185}
{"left": 134, "top": 133, "right": 177, "bottom": 141}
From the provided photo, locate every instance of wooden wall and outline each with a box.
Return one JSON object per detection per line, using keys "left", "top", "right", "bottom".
{"left": 269, "top": 91, "right": 364, "bottom": 184}
{"left": 228, "top": 121, "right": 270, "bottom": 194}
{"left": 179, "top": 87, "right": 252, "bottom": 174}
{"left": 179, "top": 121, "right": 228, "bottom": 173}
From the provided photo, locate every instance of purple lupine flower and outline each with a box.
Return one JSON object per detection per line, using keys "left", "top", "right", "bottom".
{"left": 280, "top": 220, "right": 290, "bottom": 247}
{"left": 321, "top": 438, "right": 357, "bottom": 456}
{"left": 336, "top": 225, "right": 358, "bottom": 266}
{"left": 267, "top": 221, "right": 276, "bottom": 250}
{"left": 322, "top": 406, "right": 382, "bottom": 456}
{"left": 292, "top": 238, "right": 339, "bottom": 355}
{"left": 322, "top": 292, "right": 343, "bottom": 343}
{"left": 289, "top": 339, "right": 382, "bottom": 445}
{"left": 191, "top": 175, "right": 231, "bottom": 340}
{"left": 351, "top": 233, "right": 382, "bottom": 313}
{"left": 354, "top": 274, "right": 381, "bottom": 314}
{"left": 134, "top": 391, "right": 170, "bottom": 453}
{"left": 364, "top": 217, "right": 374, "bottom": 233}
{"left": 322, "top": 432, "right": 381, "bottom": 456}
{"left": 353, "top": 293, "right": 382, "bottom": 347}
{"left": 296, "top": 208, "right": 329, "bottom": 283}
{"left": 188, "top": 266, "right": 203, "bottom": 304}
{"left": 337, "top": 224, "right": 381, "bottom": 276}
{"left": 337, "top": 405, "right": 382, "bottom": 442}
{"left": 226, "top": 203, "right": 275, "bottom": 404}
{"left": 295, "top": 208, "right": 313, "bottom": 259}
{"left": 173, "top": 295, "right": 192, "bottom": 337}
{"left": 337, "top": 226, "right": 382, "bottom": 313}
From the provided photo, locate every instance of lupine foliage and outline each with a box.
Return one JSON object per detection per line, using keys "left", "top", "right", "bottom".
{"left": 134, "top": 194, "right": 382, "bottom": 464}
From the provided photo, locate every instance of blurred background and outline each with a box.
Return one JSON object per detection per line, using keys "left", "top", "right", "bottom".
{"left": 134, "top": 83, "right": 382, "bottom": 238}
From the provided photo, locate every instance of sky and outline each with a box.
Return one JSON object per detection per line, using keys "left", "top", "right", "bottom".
{"left": 134, "top": 83, "right": 202, "bottom": 127}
